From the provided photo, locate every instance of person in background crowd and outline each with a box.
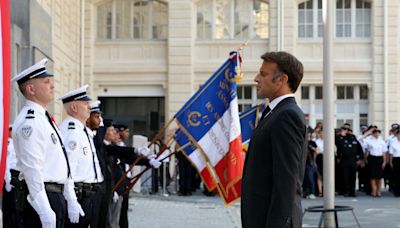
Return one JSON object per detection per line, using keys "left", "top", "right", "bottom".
{"left": 304, "top": 128, "right": 317, "bottom": 199}
{"left": 363, "top": 128, "right": 387, "bottom": 197}
{"left": 384, "top": 124, "right": 399, "bottom": 191}
{"left": 59, "top": 85, "right": 104, "bottom": 228}
{"left": 357, "top": 124, "right": 369, "bottom": 193}
{"left": 315, "top": 128, "right": 324, "bottom": 197}
{"left": 389, "top": 129, "right": 400, "bottom": 197}
{"left": 336, "top": 125, "right": 364, "bottom": 197}
{"left": 115, "top": 124, "right": 133, "bottom": 228}
{"left": 3, "top": 125, "right": 23, "bottom": 228}
{"left": 86, "top": 100, "right": 108, "bottom": 228}
{"left": 177, "top": 151, "right": 193, "bottom": 196}
{"left": 102, "top": 120, "right": 161, "bottom": 228}
{"left": 313, "top": 122, "right": 323, "bottom": 139}
{"left": 11, "top": 58, "right": 84, "bottom": 227}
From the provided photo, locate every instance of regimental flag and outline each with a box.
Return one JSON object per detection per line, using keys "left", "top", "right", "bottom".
{"left": 240, "top": 104, "right": 264, "bottom": 154}
{"left": 174, "top": 129, "right": 217, "bottom": 190}
{"left": 174, "top": 51, "right": 243, "bottom": 205}
{"left": 0, "top": 0, "right": 11, "bottom": 193}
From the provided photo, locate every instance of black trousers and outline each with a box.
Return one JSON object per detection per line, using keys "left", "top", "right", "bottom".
{"left": 65, "top": 193, "right": 96, "bottom": 228}
{"left": 341, "top": 161, "right": 357, "bottom": 195}
{"left": 177, "top": 153, "right": 192, "bottom": 194}
{"left": 392, "top": 158, "right": 400, "bottom": 196}
{"left": 98, "top": 183, "right": 113, "bottom": 228}
{"left": 2, "top": 186, "right": 23, "bottom": 228}
{"left": 91, "top": 182, "right": 106, "bottom": 228}
{"left": 119, "top": 193, "right": 129, "bottom": 228}
{"left": 22, "top": 191, "right": 67, "bottom": 228}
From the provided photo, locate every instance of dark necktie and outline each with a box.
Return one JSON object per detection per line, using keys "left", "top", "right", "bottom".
{"left": 260, "top": 105, "right": 271, "bottom": 120}
{"left": 83, "top": 127, "right": 98, "bottom": 181}
{"left": 45, "top": 111, "right": 71, "bottom": 177}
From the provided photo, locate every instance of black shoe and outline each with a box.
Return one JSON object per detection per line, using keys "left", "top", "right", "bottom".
{"left": 178, "top": 191, "right": 188, "bottom": 196}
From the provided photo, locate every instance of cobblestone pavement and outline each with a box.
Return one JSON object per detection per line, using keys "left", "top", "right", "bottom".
{"left": 128, "top": 189, "right": 400, "bottom": 228}
{"left": 128, "top": 191, "right": 241, "bottom": 228}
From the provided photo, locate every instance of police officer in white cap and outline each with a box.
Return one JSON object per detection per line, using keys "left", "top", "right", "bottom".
{"left": 11, "top": 58, "right": 84, "bottom": 228}
{"left": 58, "top": 85, "right": 103, "bottom": 227}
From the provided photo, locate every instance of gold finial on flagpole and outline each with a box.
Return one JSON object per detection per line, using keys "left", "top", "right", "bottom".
{"left": 238, "top": 38, "right": 250, "bottom": 51}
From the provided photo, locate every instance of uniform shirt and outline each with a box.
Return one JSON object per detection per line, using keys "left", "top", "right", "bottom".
{"left": 389, "top": 138, "right": 400, "bottom": 157}
{"left": 386, "top": 134, "right": 396, "bottom": 151}
{"left": 60, "top": 116, "right": 104, "bottom": 183}
{"left": 366, "top": 136, "right": 387, "bottom": 156}
{"left": 13, "top": 100, "right": 76, "bottom": 200}
{"left": 86, "top": 127, "right": 104, "bottom": 182}
{"left": 4, "top": 138, "right": 18, "bottom": 188}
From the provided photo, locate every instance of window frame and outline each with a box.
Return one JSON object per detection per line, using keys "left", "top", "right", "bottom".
{"left": 195, "top": 0, "right": 269, "bottom": 40}
{"left": 96, "top": 0, "right": 168, "bottom": 41}
{"left": 297, "top": 0, "right": 371, "bottom": 40}
{"left": 335, "top": 0, "right": 371, "bottom": 39}
{"left": 298, "top": 0, "right": 322, "bottom": 39}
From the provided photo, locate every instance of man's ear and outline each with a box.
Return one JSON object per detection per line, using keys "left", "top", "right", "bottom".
{"left": 280, "top": 74, "right": 289, "bottom": 84}
{"left": 25, "top": 83, "right": 35, "bottom": 96}
{"left": 71, "top": 102, "right": 78, "bottom": 113}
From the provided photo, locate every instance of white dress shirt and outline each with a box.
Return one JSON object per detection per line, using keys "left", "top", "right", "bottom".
{"left": 366, "top": 136, "right": 387, "bottom": 156}
{"left": 60, "top": 116, "right": 104, "bottom": 183}
{"left": 389, "top": 137, "right": 400, "bottom": 157}
{"left": 4, "top": 138, "right": 18, "bottom": 190}
{"left": 315, "top": 138, "right": 324, "bottom": 154}
{"left": 13, "top": 100, "right": 76, "bottom": 201}
{"left": 268, "top": 94, "right": 295, "bottom": 111}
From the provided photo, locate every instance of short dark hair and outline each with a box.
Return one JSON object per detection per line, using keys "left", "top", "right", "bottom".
{"left": 261, "top": 51, "right": 304, "bottom": 92}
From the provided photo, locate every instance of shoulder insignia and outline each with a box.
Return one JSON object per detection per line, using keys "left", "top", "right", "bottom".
{"left": 20, "top": 125, "right": 33, "bottom": 139}
{"left": 68, "top": 122, "right": 75, "bottom": 130}
{"left": 25, "top": 109, "right": 35, "bottom": 119}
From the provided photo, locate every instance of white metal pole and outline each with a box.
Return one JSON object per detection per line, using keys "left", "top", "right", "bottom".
{"left": 322, "top": 0, "right": 335, "bottom": 226}
{"left": 80, "top": 0, "right": 85, "bottom": 86}
{"left": 383, "top": 0, "right": 388, "bottom": 138}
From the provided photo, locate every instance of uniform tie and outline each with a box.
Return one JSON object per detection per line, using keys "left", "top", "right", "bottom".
{"left": 260, "top": 105, "right": 271, "bottom": 120}
{"left": 83, "top": 127, "right": 98, "bottom": 181}
{"left": 45, "top": 111, "right": 71, "bottom": 177}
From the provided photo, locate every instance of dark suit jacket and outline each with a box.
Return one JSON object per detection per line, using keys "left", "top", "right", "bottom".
{"left": 241, "top": 97, "right": 307, "bottom": 228}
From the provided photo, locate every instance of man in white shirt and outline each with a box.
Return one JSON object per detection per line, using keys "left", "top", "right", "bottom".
{"left": 11, "top": 59, "right": 84, "bottom": 228}
{"left": 59, "top": 85, "right": 104, "bottom": 227}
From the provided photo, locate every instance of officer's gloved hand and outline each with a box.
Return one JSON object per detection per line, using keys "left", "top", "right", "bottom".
{"left": 27, "top": 190, "right": 56, "bottom": 228}
{"left": 5, "top": 182, "right": 12, "bottom": 192}
{"left": 135, "top": 146, "right": 150, "bottom": 156}
{"left": 149, "top": 158, "right": 162, "bottom": 168}
{"left": 113, "top": 192, "right": 119, "bottom": 203}
{"left": 147, "top": 154, "right": 157, "bottom": 160}
{"left": 39, "top": 210, "right": 56, "bottom": 228}
{"left": 67, "top": 199, "right": 85, "bottom": 223}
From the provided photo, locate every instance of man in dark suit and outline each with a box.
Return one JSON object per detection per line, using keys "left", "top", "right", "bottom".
{"left": 241, "top": 51, "right": 307, "bottom": 228}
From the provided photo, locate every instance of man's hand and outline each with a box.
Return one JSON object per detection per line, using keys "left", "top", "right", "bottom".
{"left": 149, "top": 158, "right": 161, "bottom": 168}
{"left": 113, "top": 192, "right": 119, "bottom": 203}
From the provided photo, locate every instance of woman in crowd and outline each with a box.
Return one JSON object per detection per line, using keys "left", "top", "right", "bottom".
{"left": 315, "top": 128, "right": 324, "bottom": 197}
{"left": 365, "top": 129, "right": 387, "bottom": 197}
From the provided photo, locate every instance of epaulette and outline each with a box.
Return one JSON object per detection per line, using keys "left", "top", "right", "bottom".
{"left": 68, "top": 122, "right": 75, "bottom": 130}
{"left": 25, "top": 109, "right": 35, "bottom": 119}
